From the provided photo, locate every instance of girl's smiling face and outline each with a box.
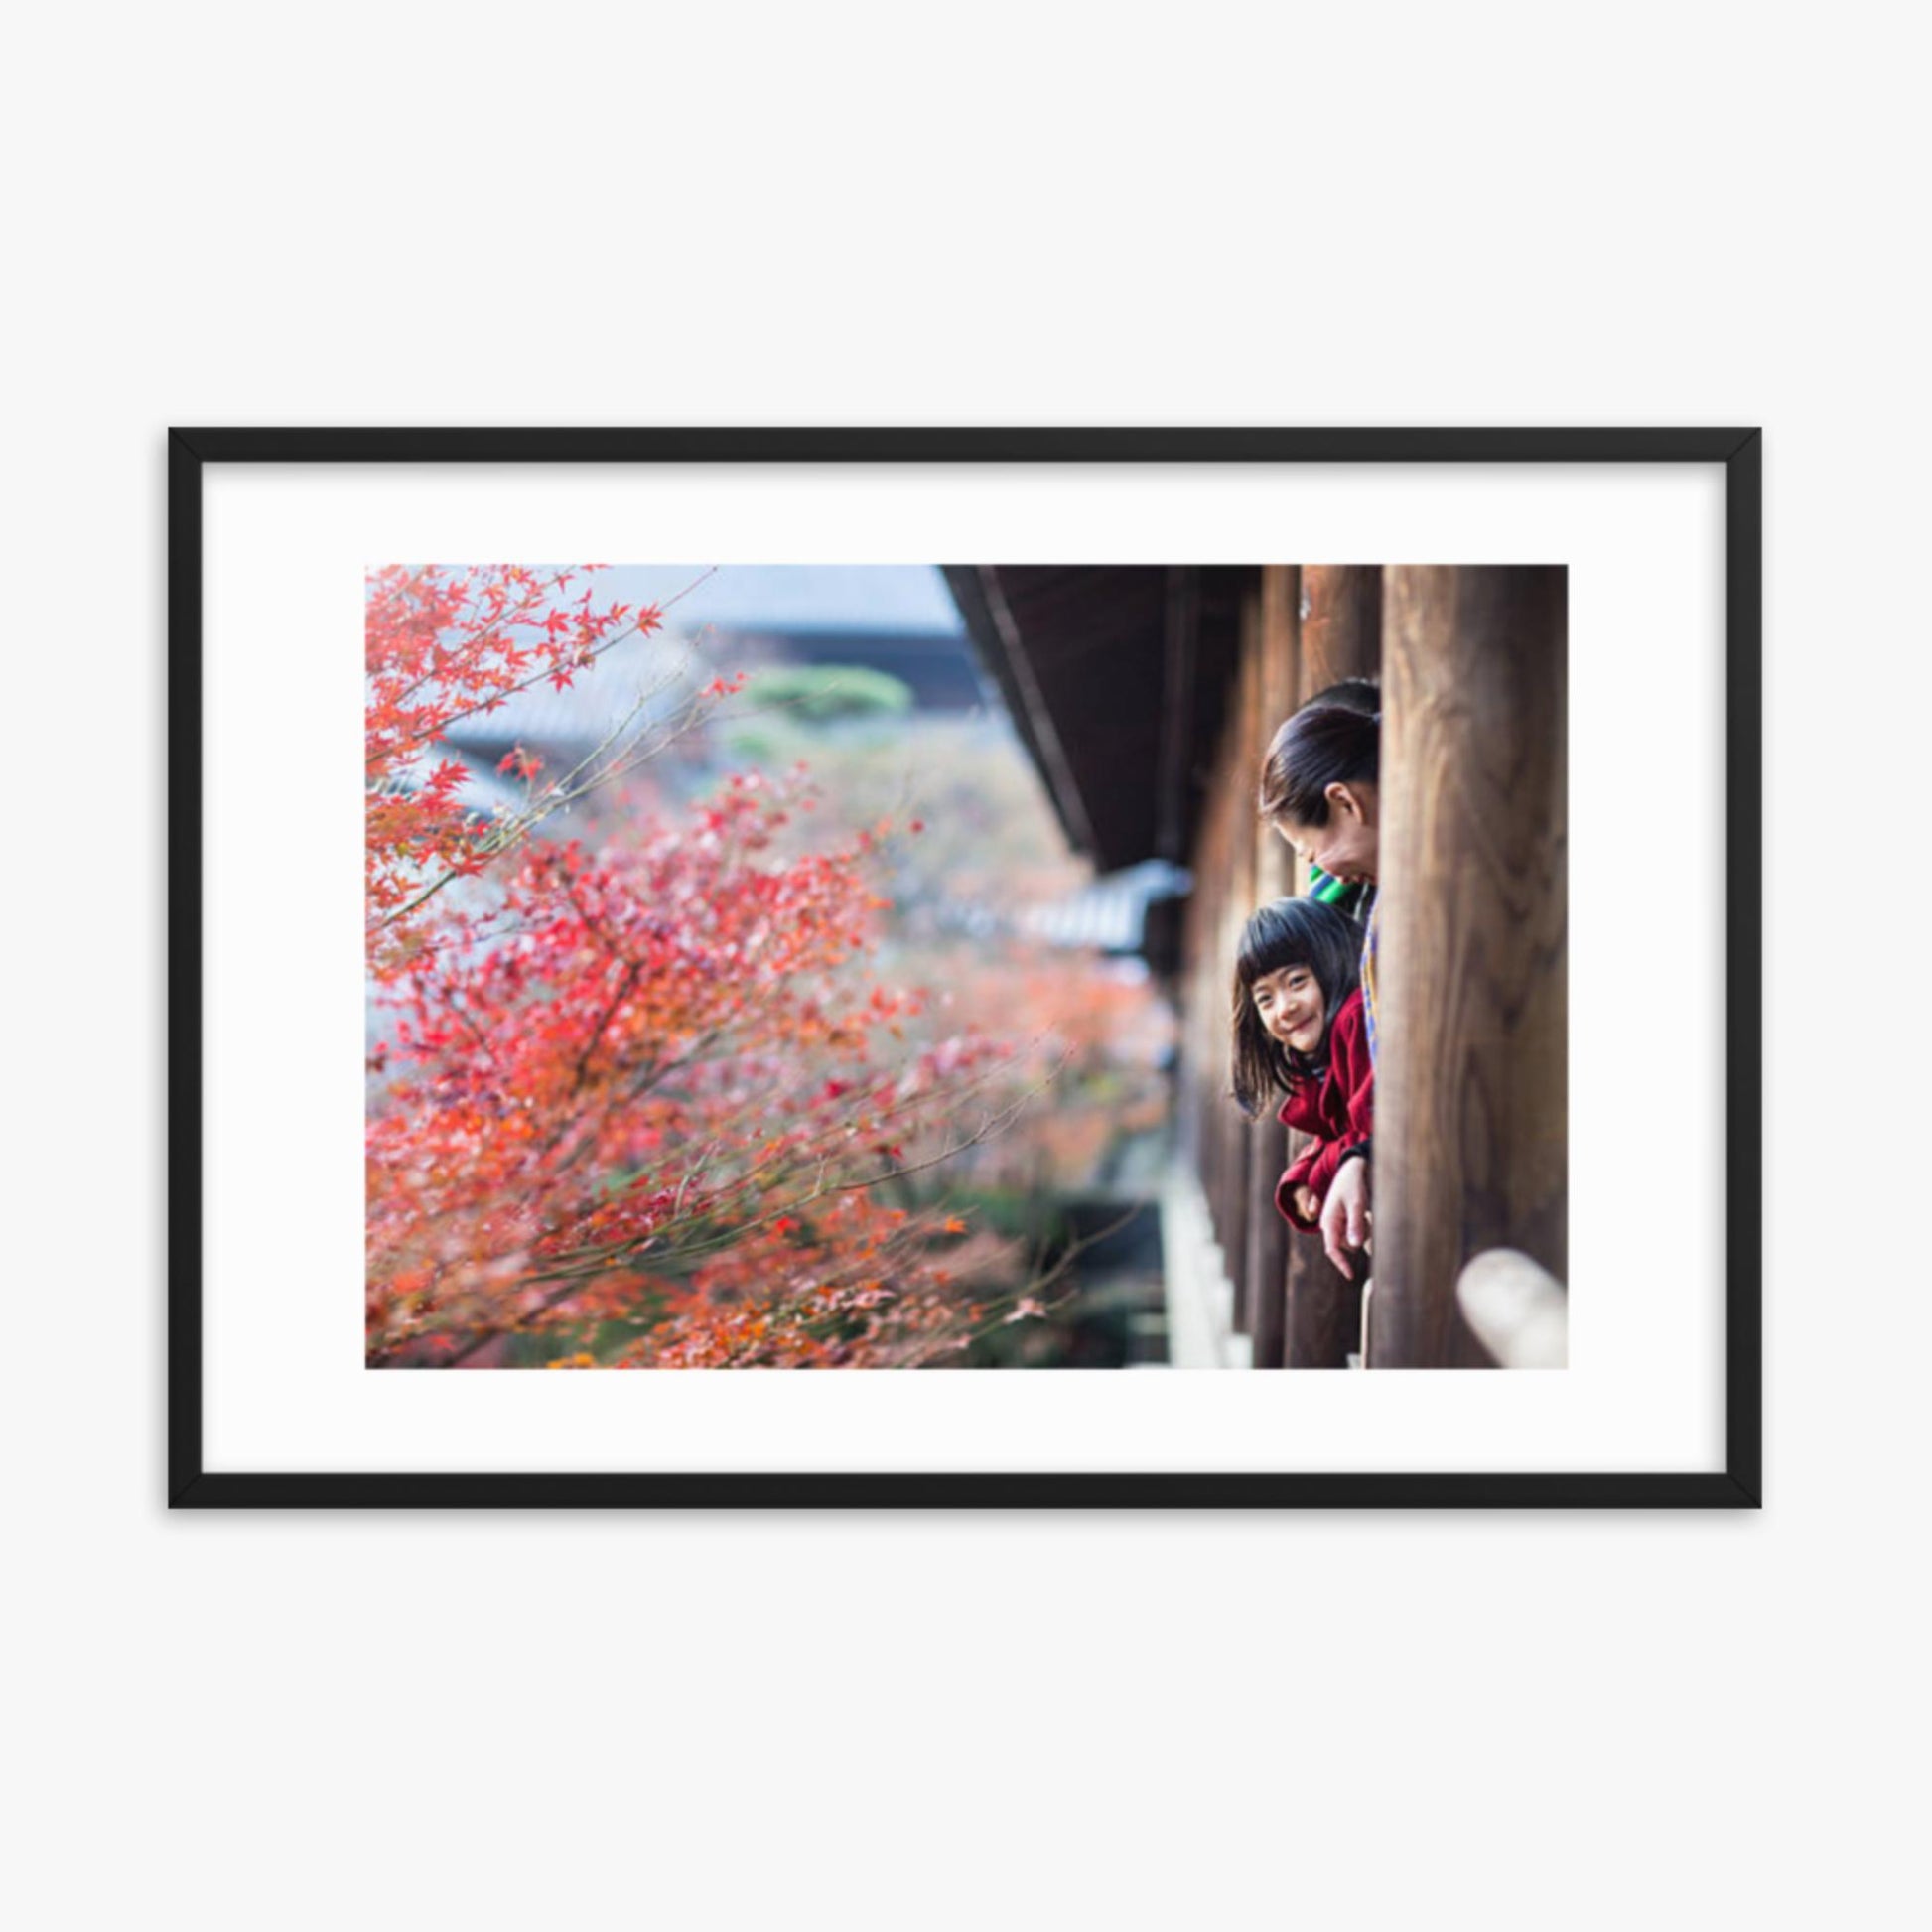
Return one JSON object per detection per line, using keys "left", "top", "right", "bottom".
{"left": 1251, "top": 962, "right": 1326, "bottom": 1056}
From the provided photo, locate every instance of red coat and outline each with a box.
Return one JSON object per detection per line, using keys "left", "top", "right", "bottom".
{"left": 1273, "top": 989, "right": 1374, "bottom": 1231}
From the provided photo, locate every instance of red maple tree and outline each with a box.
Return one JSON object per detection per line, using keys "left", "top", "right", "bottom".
{"left": 365, "top": 565, "right": 1058, "bottom": 1367}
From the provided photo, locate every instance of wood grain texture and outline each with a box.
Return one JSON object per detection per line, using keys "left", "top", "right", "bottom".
{"left": 1286, "top": 1226, "right": 1365, "bottom": 1368}
{"left": 1241, "top": 570, "right": 1299, "bottom": 1363}
{"left": 1373, "top": 566, "right": 1567, "bottom": 1368}
{"left": 1187, "top": 711, "right": 1248, "bottom": 1325}
{"left": 1226, "top": 594, "right": 1264, "bottom": 1334}
{"left": 1285, "top": 564, "right": 1377, "bottom": 1366}
{"left": 1254, "top": 567, "right": 1299, "bottom": 904}
{"left": 1300, "top": 565, "right": 1383, "bottom": 693}
{"left": 1245, "top": 1122, "right": 1287, "bottom": 1365}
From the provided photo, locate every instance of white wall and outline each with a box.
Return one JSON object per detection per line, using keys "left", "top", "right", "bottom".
{"left": 9, "top": 4, "right": 1921, "bottom": 1927}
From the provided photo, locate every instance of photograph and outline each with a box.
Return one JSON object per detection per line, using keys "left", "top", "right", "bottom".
{"left": 364, "top": 559, "right": 1567, "bottom": 1372}
{"left": 42, "top": 11, "right": 1903, "bottom": 1918}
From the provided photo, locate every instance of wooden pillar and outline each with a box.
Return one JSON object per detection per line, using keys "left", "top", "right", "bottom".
{"left": 1253, "top": 570, "right": 1300, "bottom": 907}
{"left": 1300, "top": 565, "right": 1382, "bottom": 693}
{"left": 1281, "top": 566, "right": 1380, "bottom": 1366}
{"left": 1157, "top": 568, "right": 1200, "bottom": 864}
{"left": 1224, "top": 592, "right": 1265, "bottom": 1337}
{"left": 1243, "top": 571, "right": 1297, "bottom": 1366}
{"left": 1286, "top": 1252, "right": 1363, "bottom": 1368}
{"left": 1172, "top": 564, "right": 1220, "bottom": 1230}
{"left": 1190, "top": 736, "right": 1243, "bottom": 1308}
{"left": 1373, "top": 567, "right": 1567, "bottom": 1368}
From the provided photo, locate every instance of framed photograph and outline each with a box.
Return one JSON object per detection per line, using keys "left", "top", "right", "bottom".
{"left": 170, "top": 427, "right": 1760, "bottom": 1507}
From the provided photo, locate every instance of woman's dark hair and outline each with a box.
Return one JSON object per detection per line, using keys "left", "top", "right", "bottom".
{"left": 1305, "top": 676, "right": 1380, "bottom": 717}
{"left": 1257, "top": 703, "right": 1380, "bottom": 829}
{"left": 1229, "top": 896, "right": 1362, "bottom": 1117}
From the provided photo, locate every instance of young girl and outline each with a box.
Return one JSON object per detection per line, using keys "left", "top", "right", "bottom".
{"left": 1229, "top": 897, "right": 1373, "bottom": 1235}
{"left": 1256, "top": 700, "right": 1382, "bottom": 1272}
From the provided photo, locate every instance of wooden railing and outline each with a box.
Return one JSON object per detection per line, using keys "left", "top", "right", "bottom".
{"left": 1457, "top": 1250, "right": 1568, "bottom": 1368}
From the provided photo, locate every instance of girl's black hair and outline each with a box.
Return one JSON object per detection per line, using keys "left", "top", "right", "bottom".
{"left": 1257, "top": 702, "right": 1380, "bottom": 828}
{"left": 1229, "top": 896, "right": 1362, "bottom": 1118}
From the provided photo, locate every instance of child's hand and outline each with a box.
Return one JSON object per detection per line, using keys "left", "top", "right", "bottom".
{"left": 1292, "top": 1184, "right": 1321, "bottom": 1225}
{"left": 1321, "top": 1161, "right": 1372, "bottom": 1279}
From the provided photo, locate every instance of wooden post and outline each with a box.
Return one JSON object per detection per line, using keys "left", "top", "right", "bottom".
{"left": 1300, "top": 565, "right": 1382, "bottom": 695}
{"left": 1189, "top": 738, "right": 1245, "bottom": 1323}
{"left": 1373, "top": 567, "right": 1567, "bottom": 1368}
{"left": 1157, "top": 568, "right": 1200, "bottom": 863}
{"left": 1224, "top": 593, "right": 1266, "bottom": 1337}
{"left": 1282, "top": 566, "right": 1380, "bottom": 1367}
{"left": 1243, "top": 572, "right": 1297, "bottom": 1366}
{"left": 1286, "top": 1250, "right": 1363, "bottom": 1368}
{"left": 1253, "top": 570, "right": 1300, "bottom": 905}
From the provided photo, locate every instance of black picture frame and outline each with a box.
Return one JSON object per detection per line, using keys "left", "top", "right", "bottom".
{"left": 169, "top": 426, "right": 1761, "bottom": 1509}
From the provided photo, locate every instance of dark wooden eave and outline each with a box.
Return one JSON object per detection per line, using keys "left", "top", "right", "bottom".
{"left": 943, "top": 565, "right": 1252, "bottom": 878}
